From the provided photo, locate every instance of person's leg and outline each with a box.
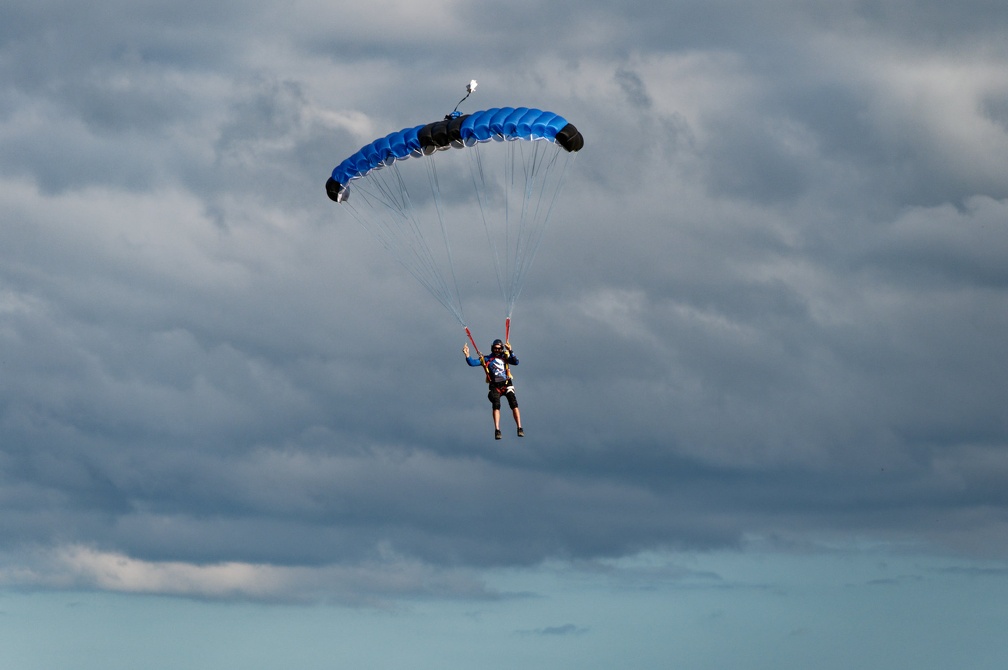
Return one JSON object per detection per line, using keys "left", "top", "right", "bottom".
{"left": 507, "top": 391, "right": 522, "bottom": 435}
{"left": 489, "top": 387, "right": 503, "bottom": 438}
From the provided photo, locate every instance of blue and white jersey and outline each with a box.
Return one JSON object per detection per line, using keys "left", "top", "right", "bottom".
{"left": 466, "top": 350, "right": 518, "bottom": 384}
{"left": 487, "top": 356, "right": 509, "bottom": 384}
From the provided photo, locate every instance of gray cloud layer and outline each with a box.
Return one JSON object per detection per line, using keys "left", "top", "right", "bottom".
{"left": 2, "top": 0, "right": 1007, "bottom": 601}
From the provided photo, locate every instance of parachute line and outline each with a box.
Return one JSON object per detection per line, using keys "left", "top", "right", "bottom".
{"left": 464, "top": 139, "right": 576, "bottom": 320}
{"left": 343, "top": 162, "right": 467, "bottom": 326}
{"left": 507, "top": 142, "right": 575, "bottom": 317}
{"left": 424, "top": 155, "right": 467, "bottom": 325}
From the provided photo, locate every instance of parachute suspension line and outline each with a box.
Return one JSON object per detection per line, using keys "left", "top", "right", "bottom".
{"left": 467, "top": 142, "right": 510, "bottom": 311}
{"left": 423, "top": 153, "right": 467, "bottom": 326}
{"left": 518, "top": 142, "right": 574, "bottom": 310}
{"left": 355, "top": 167, "right": 445, "bottom": 302}
{"left": 465, "top": 138, "right": 577, "bottom": 322}
{"left": 343, "top": 162, "right": 466, "bottom": 326}
{"left": 504, "top": 140, "right": 516, "bottom": 315}
{"left": 502, "top": 140, "right": 576, "bottom": 319}
{"left": 506, "top": 139, "right": 530, "bottom": 317}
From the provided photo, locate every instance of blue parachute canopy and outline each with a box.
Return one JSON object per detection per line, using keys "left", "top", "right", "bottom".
{"left": 324, "top": 104, "right": 582, "bottom": 328}
{"left": 326, "top": 107, "right": 583, "bottom": 202}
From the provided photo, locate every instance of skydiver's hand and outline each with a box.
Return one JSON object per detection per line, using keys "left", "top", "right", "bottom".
{"left": 463, "top": 343, "right": 470, "bottom": 357}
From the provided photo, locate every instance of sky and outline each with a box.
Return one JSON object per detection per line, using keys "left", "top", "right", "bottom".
{"left": 1, "top": 0, "right": 1008, "bottom": 667}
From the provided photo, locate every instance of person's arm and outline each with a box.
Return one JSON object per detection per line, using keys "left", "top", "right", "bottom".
{"left": 463, "top": 343, "right": 482, "bottom": 366}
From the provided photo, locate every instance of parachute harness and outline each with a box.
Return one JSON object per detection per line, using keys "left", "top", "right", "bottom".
{"left": 466, "top": 327, "right": 514, "bottom": 387}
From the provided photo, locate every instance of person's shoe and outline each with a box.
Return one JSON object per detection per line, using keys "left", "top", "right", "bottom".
{"left": 517, "top": 427, "right": 524, "bottom": 437}
{"left": 495, "top": 429, "right": 502, "bottom": 440}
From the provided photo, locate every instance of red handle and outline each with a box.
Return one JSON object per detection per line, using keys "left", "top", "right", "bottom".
{"left": 464, "top": 326, "right": 481, "bottom": 356}
{"left": 465, "top": 326, "right": 491, "bottom": 380}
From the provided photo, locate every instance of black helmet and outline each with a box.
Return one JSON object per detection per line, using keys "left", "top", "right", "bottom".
{"left": 491, "top": 339, "right": 504, "bottom": 350}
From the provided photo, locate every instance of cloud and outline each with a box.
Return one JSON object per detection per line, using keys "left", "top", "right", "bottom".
{"left": 517, "top": 623, "right": 589, "bottom": 637}
{"left": 0, "top": 544, "right": 500, "bottom": 606}
{"left": 2, "top": 0, "right": 1008, "bottom": 604}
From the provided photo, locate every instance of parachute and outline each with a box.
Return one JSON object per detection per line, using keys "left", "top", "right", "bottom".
{"left": 326, "top": 92, "right": 583, "bottom": 342}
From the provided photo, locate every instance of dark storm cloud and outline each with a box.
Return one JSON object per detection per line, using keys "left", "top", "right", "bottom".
{"left": 2, "top": 0, "right": 1008, "bottom": 600}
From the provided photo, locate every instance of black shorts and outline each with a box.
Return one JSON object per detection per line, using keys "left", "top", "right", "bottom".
{"left": 488, "top": 383, "right": 518, "bottom": 410}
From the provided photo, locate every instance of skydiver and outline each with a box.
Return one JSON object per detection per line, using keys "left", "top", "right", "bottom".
{"left": 463, "top": 339, "right": 523, "bottom": 440}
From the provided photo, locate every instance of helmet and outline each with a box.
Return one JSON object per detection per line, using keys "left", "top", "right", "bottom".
{"left": 491, "top": 339, "right": 504, "bottom": 350}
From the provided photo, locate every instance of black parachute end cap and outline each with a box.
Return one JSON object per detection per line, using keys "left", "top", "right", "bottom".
{"left": 555, "top": 123, "right": 584, "bottom": 152}
{"left": 326, "top": 177, "right": 343, "bottom": 202}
